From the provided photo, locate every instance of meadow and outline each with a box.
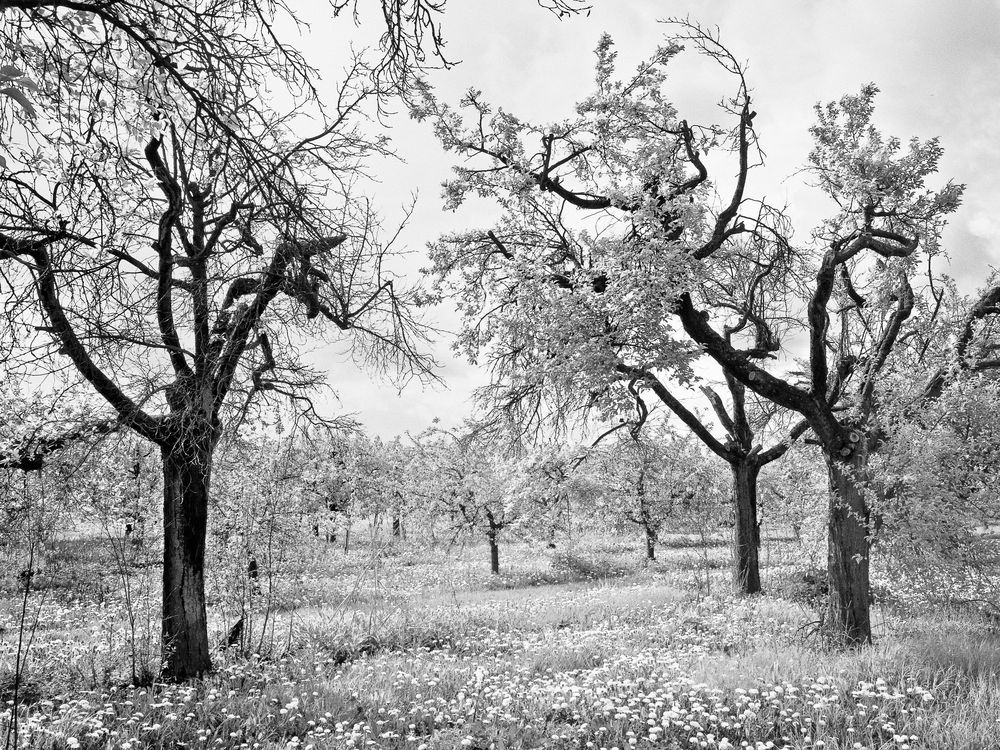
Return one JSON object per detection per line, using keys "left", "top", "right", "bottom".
{"left": 1, "top": 531, "right": 999, "bottom": 750}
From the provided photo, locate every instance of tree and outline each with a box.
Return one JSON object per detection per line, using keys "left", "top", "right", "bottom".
{"left": 516, "top": 440, "right": 605, "bottom": 549}
{"left": 615, "top": 358, "right": 808, "bottom": 591}
{"left": 923, "top": 269, "right": 1000, "bottom": 399}
{"left": 671, "top": 84, "right": 962, "bottom": 643}
{"left": 417, "top": 25, "right": 812, "bottom": 595}
{"left": 0, "top": 3, "right": 443, "bottom": 679}
{"left": 873, "top": 373, "right": 1000, "bottom": 606}
{"left": 408, "top": 426, "right": 526, "bottom": 574}
{"left": 0, "top": 1, "right": 593, "bottom": 136}
{"left": 331, "top": 0, "right": 594, "bottom": 91}
{"left": 295, "top": 431, "right": 410, "bottom": 548}
{"left": 378, "top": 436, "right": 413, "bottom": 539}
{"left": 0, "top": 387, "right": 102, "bottom": 549}
{"left": 592, "top": 425, "right": 710, "bottom": 561}
{"left": 417, "top": 23, "right": 966, "bottom": 643}
{"left": 209, "top": 429, "right": 326, "bottom": 653}
{"left": 757, "top": 440, "right": 828, "bottom": 553}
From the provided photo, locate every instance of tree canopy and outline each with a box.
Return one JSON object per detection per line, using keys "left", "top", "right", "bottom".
{"left": 417, "top": 21, "right": 992, "bottom": 643}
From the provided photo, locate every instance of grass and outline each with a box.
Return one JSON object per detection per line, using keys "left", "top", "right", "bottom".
{"left": 2, "top": 531, "right": 1000, "bottom": 749}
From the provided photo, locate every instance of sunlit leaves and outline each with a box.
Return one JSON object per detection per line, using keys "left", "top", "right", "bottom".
{"left": 808, "top": 85, "right": 963, "bottom": 254}
{"left": 417, "top": 33, "right": 723, "bottom": 431}
{"left": 874, "top": 374, "right": 1000, "bottom": 576}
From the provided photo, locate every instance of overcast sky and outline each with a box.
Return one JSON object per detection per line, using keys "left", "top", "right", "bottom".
{"left": 301, "top": 1, "right": 1000, "bottom": 440}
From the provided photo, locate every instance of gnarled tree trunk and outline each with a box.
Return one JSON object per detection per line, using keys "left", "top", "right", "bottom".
{"left": 731, "top": 458, "right": 762, "bottom": 594}
{"left": 825, "top": 441, "right": 872, "bottom": 645}
{"left": 160, "top": 440, "right": 213, "bottom": 680}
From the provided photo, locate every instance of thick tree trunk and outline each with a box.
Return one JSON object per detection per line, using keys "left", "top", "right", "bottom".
{"left": 825, "top": 442, "right": 872, "bottom": 645}
{"left": 644, "top": 524, "right": 656, "bottom": 561}
{"left": 160, "top": 443, "right": 213, "bottom": 680}
{"left": 392, "top": 514, "right": 402, "bottom": 538}
{"left": 732, "top": 459, "right": 762, "bottom": 595}
{"left": 488, "top": 528, "right": 500, "bottom": 574}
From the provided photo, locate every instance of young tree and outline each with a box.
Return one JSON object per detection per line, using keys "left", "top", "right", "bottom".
{"left": 408, "top": 426, "right": 526, "bottom": 574}
{"left": 379, "top": 436, "right": 413, "bottom": 539}
{"left": 0, "top": 386, "right": 108, "bottom": 549}
{"left": 591, "top": 426, "right": 708, "bottom": 561}
{"left": 418, "top": 24, "right": 965, "bottom": 643}
{"left": 757, "top": 440, "right": 828, "bottom": 553}
{"left": 210, "top": 429, "right": 325, "bottom": 651}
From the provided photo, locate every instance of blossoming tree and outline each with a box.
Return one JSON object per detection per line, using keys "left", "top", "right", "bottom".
{"left": 417, "top": 22, "right": 967, "bottom": 643}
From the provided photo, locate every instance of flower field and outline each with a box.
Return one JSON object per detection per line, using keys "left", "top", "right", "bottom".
{"left": 2, "top": 535, "right": 999, "bottom": 749}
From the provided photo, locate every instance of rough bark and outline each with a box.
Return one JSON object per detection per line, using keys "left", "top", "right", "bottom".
{"left": 732, "top": 458, "right": 762, "bottom": 594}
{"left": 488, "top": 527, "right": 500, "bottom": 574}
{"left": 825, "top": 441, "right": 872, "bottom": 645}
{"left": 636, "top": 464, "right": 657, "bottom": 562}
{"left": 160, "top": 441, "right": 213, "bottom": 680}
{"left": 644, "top": 525, "right": 657, "bottom": 561}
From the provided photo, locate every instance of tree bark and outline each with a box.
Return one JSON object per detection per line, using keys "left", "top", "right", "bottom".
{"left": 825, "top": 442, "right": 872, "bottom": 645}
{"left": 160, "top": 442, "right": 213, "bottom": 680}
{"left": 488, "top": 528, "right": 500, "bottom": 574}
{"left": 392, "top": 514, "right": 402, "bottom": 538}
{"left": 636, "top": 464, "right": 657, "bottom": 561}
{"left": 644, "top": 524, "right": 657, "bottom": 561}
{"left": 732, "top": 458, "right": 762, "bottom": 594}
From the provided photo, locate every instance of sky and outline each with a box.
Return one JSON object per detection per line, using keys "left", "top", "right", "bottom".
{"left": 297, "top": 1, "right": 1000, "bottom": 440}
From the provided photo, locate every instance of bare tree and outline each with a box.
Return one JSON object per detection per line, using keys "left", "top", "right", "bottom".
{"left": 330, "top": 0, "right": 593, "bottom": 91}
{"left": 0, "top": 2, "right": 441, "bottom": 679}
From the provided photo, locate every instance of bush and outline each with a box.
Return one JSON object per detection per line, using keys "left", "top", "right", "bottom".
{"left": 550, "top": 551, "right": 629, "bottom": 582}
{"left": 772, "top": 565, "right": 829, "bottom": 605}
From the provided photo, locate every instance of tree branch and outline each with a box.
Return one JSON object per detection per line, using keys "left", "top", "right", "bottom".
{"left": 616, "top": 363, "right": 731, "bottom": 460}
{"left": 29, "top": 246, "right": 163, "bottom": 442}
{"left": 144, "top": 136, "right": 194, "bottom": 380}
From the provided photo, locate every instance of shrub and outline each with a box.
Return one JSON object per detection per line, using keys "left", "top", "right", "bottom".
{"left": 550, "top": 551, "right": 630, "bottom": 582}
